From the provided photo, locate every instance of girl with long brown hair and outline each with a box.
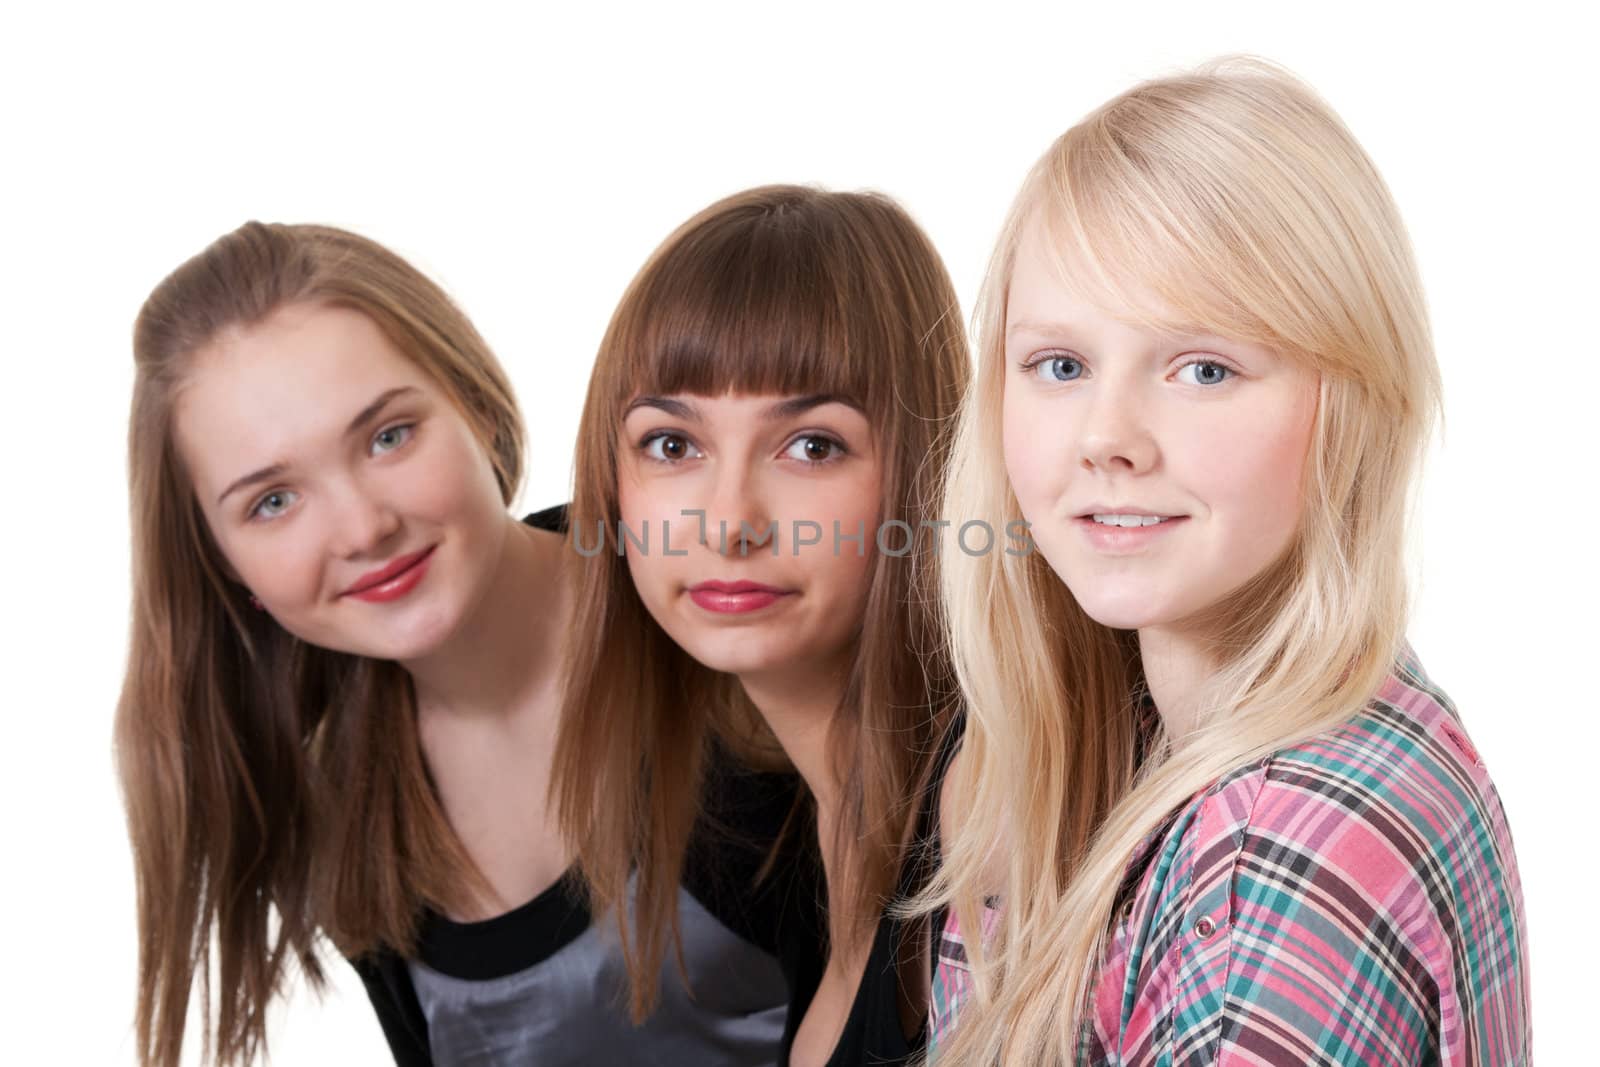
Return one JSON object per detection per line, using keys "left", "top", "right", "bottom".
{"left": 116, "top": 221, "right": 803, "bottom": 1066}
{"left": 554, "top": 184, "right": 972, "bottom": 1067}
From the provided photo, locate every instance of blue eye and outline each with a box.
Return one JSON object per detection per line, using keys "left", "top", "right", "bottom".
{"left": 1175, "top": 361, "right": 1231, "bottom": 386}
{"left": 782, "top": 435, "right": 845, "bottom": 463}
{"left": 1032, "top": 355, "right": 1083, "bottom": 382}
{"left": 642, "top": 432, "right": 702, "bottom": 463}
{"left": 371, "top": 423, "right": 414, "bottom": 455}
{"left": 250, "top": 489, "right": 298, "bottom": 521}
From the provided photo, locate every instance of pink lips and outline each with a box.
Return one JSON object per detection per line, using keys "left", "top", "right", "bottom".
{"left": 1074, "top": 515, "right": 1186, "bottom": 553}
{"left": 686, "top": 580, "right": 794, "bottom": 615}
{"left": 341, "top": 545, "right": 437, "bottom": 602}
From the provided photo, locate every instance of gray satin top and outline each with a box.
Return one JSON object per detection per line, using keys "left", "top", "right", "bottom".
{"left": 407, "top": 881, "right": 789, "bottom": 1066}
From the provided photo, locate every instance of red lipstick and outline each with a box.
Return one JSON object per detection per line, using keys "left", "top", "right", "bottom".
{"left": 687, "top": 580, "right": 793, "bottom": 615}
{"left": 342, "top": 545, "right": 437, "bottom": 603}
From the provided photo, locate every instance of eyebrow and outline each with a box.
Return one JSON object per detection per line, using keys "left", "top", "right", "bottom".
{"left": 762, "top": 393, "right": 862, "bottom": 418}
{"left": 215, "top": 386, "right": 419, "bottom": 506}
{"left": 1007, "top": 319, "right": 1079, "bottom": 341}
{"left": 1009, "top": 317, "right": 1226, "bottom": 350}
{"left": 623, "top": 393, "right": 862, "bottom": 420}
{"left": 216, "top": 463, "right": 288, "bottom": 507}
{"left": 346, "top": 386, "right": 419, "bottom": 436}
{"left": 624, "top": 395, "right": 700, "bottom": 420}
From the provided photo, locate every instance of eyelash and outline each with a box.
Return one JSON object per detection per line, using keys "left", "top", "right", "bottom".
{"left": 638, "top": 430, "right": 702, "bottom": 465}
{"left": 247, "top": 489, "right": 296, "bottom": 522}
{"left": 1017, "top": 351, "right": 1240, "bottom": 385}
{"left": 635, "top": 430, "right": 850, "bottom": 465}
{"left": 370, "top": 421, "right": 417, "bottom": 456}
{"left": 245, "top": 421, "right": 417, "bottom": 522}
{"left": 782, "top": 433, "right": 849, "bottom": 464}
{"left": 1019, "top": 351, "right": 1084, "bottom": 382}
{"left": 1171, "top": 357, "right": 1237, "bottom": 386}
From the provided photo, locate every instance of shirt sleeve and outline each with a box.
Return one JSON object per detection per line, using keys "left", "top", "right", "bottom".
{"left": 1156, "top": 764, "right": 1446, "bottom": 1066}
{"left": 348, "top": 951, "right": 436, "bottom": 1067}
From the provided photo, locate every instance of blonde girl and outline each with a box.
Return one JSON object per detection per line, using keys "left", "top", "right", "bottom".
{"left": 925, "top": 60, "right": 1529, "bottom": 1065}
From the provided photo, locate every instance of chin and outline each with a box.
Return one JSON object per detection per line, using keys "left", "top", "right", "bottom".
{"left": 1067, "top": 587, "right": 1175, "bottom": 633}
{"left": 372, "top": 609, "right": 463, "bottom": 662}
{"left": 669, "top": 630, "right": 788, "bottom": 677}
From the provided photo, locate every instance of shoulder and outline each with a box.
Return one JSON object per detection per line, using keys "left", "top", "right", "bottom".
{"left": 1247, "top": 653, "right": 1518, "bottom": 910}
{"left": 1178, "top": 657, "right": 1528, "bottom": 1061}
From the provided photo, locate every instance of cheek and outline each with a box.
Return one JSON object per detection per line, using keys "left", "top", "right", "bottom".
{"left": 221, "top": 526, "right": 324, "bottom": 613}
{"left": 1001, "top": 385, "right": 1055, "bottom": 513}
{"left": 1189, "top": 390, "right": 1315, "bottom": 553}
{"left": 615, "top": 471, "right": 678, "bottom": 602}
{"left": 422, "top": 424, "right": 505, "bottom": 520}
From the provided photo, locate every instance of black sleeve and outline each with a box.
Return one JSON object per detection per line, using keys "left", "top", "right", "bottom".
{"left": 349, "top": 950, "right": 434, "bottom": 1067}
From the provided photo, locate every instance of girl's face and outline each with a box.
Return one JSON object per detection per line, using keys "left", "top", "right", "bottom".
{"left": 174, "top": 301, "right": 511, "bottom": 662}
{"left": 617, "top": 392, "right": 881, "bottom": 687}
{"left": 1001, "top": 222, "right": 1318, "bottom": 637}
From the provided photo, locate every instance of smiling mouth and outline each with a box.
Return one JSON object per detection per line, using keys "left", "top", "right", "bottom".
{"left": 1088, "top": 514, "right": 1174, "bottom": 528}
{"left": 342, "top": 545, "right": 437, "bottom": 598}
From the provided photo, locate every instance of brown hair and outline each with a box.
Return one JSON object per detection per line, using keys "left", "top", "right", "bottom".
{"left": 116, "top": 222, "right": 524, "bottom": 1066}
{"left": 552, "top": 185, "right": 969, "bottom": 1019}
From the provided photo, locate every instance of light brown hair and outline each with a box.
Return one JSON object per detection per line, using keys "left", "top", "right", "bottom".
{"left": 553, "top": 185, "right": 969, "bottom": 1018}
{"left": 116, "top": 222, "right": 523, "bottom": 1066}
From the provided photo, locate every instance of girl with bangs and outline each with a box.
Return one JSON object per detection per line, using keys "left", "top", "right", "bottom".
{"left": 117, "top": 223, "right": 802, "bottom": 1067}
{"left": 923, "top": 61, "right": 1529, "bottom": 1064}
{"left": 554, "top": 184, "right": 970, "bottom": 1067}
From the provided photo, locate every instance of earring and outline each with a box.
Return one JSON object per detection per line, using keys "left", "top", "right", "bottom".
{"left": 249, "top": 594, "right": 265, "bottom": 611}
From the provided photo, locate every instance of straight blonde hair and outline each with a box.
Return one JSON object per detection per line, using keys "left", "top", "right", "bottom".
{"left": 118, "top": 222, "right": 521, "bottom": 1067}
{"left": 923, "top": 59, "right": 1440, "bottom": 1064}
{"left": 553, "top": 185, "right": 969, "bottom": 1019}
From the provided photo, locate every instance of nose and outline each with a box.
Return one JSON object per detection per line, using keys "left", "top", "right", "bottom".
{"left": 700, "top": 462, "right": 775, "bottom": 558}
{"left": 1076, "top": 380, "right": 1158, "bottom": 475}
{"left": 328, "top": 482, "right": 401, "bottom": 559}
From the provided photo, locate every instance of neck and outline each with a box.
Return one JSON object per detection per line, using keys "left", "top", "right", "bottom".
{"left": 403, "top": 514, "right": 569, "bottom": 721}
{"left": 738, "top": 662, "right": 846, "bottom": 812}
{"left": 1137, "top": 625, "right": 1219, "bottom": 742}
{"left": 740, "top": 655, "right": 880, "bottom": 957}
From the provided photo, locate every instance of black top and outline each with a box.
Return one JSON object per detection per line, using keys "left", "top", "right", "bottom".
{"left": 349, "top": 506, "right": 825, "bottom": 1065}
{"left": 779, "top": 716, "right": 964, "bottom": 1067}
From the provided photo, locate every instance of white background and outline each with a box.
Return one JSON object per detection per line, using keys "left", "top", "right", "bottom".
{"left": 2, "top": 2, "right": 1592, "bottom": 1062}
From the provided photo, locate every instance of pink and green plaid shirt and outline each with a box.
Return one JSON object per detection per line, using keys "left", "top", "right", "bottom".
{"left": 930, "top": 652, "right": 1529, "bottom": 1064}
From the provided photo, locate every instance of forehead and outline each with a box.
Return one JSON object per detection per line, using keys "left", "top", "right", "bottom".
{"left": 1006, "top": 218, "right": 1192, "bottom": 339}
{"left": 174, "top": 302, "right": 433, "bottom": 499}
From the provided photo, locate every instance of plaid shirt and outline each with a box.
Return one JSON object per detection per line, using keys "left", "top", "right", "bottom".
{"left": 930, "top": 652, "right": 1530, "bottom": 1064}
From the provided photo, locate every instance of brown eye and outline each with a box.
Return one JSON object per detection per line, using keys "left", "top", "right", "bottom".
{"left": 642, "top": 432, "right": 700, "bottom": 462}
{"left": 784, "top": 435, "right": 845, "bottom": 463}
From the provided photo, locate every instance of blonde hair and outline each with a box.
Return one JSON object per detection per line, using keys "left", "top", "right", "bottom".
{"left": 553, "top": 185, "right": 968, "bottom": 1019}
{"left": 923, "top": 59, "right": 1440, "bottom": 1064}
{"left": 118, "top": 222, "right": 521, "bottom": 1067}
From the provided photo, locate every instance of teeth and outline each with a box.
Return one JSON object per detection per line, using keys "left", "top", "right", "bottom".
{"left": 1092, "top": 514, "right": 1168, "bottom": 527}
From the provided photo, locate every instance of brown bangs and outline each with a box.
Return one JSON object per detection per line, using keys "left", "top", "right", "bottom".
{"left": 603, "top": 188, "right": 902, "bottom": 416}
